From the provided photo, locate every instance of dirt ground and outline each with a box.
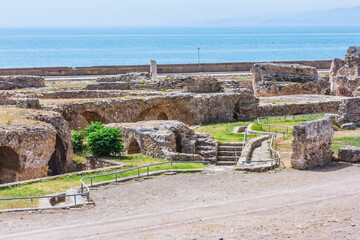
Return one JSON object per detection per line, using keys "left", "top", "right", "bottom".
{"left": 1, "top": 163, "right": 360, "bottom": 240}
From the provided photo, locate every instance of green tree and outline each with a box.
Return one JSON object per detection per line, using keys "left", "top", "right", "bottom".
{"left": 71, "top": 130, "right": 86, "bottom": 155}
{"left": 87, "top": 127, "right": 125, "bottom": 157}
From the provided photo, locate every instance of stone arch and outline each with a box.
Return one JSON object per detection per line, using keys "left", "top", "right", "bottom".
{"left": 157, "top": 112, "right": 169, "bottom": 120}
{"left": 0, "top": 146, "right": 20, "bottom": 184}
{"left": 174, "top": 132, "right": 182, "bottom": 153}
{"left": 82, "top": 111, "right": 105, "bottom": 124}
{"left": 48, "top": 135, "right": 66, "bottom": 176}
{"left": 127, "top": 138, "right": 141, "bottom": 155}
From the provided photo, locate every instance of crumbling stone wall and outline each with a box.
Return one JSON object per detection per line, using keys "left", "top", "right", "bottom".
{"left": 338, "top": 97, "right": 360, "bottom": 124}
{"left": 330, "top": 46, "right": 360, "bottom": 97}
{"left": 0, "top": 75, "right": 45, "bottom": 90}
{"left": 251, "top": 63, "right": 329, "bottom": 97}
{"left": 0, "top": 121, "right": 57, "bottom": 184}
{"left": 0, "top": 108, "right": 74, "bottom": 183}
{"left": 47, "top": 91, "right": 259, "bottom": 130}
{"left": 291, "top": 116, "right": 335, "bottom": 170}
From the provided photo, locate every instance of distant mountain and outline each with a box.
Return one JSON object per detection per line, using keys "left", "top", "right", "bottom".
{"left": 206, "top": 5, "right": 360, "bottom": 26}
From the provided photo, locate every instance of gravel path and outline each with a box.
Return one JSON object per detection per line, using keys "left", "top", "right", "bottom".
{"left": 1, "top": 163, "right": 360, "bottom": 240}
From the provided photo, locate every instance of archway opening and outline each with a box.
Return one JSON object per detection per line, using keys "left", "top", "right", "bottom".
{"left": 157, "top": 112, "right": 169, "bottom": 120}
{"left": 127, "top": 138, "right": 141, "bottom": 155}
{"left": 174, "top": 132, "right": 182, "bottom": 153}
{"left": 48, "top": 135, "right": 66, "bottom": 176}
{"left": 0, "top": 146, "right": 20, "bottom": 184}
{"left": 82, "top": 111, "right": 105, "bottom": 124}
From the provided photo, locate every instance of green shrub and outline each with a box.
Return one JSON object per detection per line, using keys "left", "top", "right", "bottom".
{"left": 72, "top": 130, "right": 86, "bottom": 155}
{"left": 87, "top": 127, "right": 125, "bottom": 157}
{"left": 85, "top": 122, "right": 105, "bottom": 135}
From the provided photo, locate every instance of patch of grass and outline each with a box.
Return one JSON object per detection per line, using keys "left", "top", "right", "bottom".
{"left": 251, "top": 115, "right": 326, "bottom": 134}
{"left": 0, "top": 154, "right": 205, "bottom": 210}
{"left": 331, "top": 136, "right": 360, "bottom": 156}
{"left": 196, "top": 121, "right": 260, "bottom": 143}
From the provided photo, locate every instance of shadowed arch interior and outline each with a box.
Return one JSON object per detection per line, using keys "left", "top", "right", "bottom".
{"left": 127, "top": 138, "right": 141, "bottom": 155}
{"left": 157, "top": 112, "right": 169, "bottom": 120}
{"left": 174, "top": 132, "right": 182, "bottom": 153}
{"left": 0, "top": 146, "right": 20, "bottom": 184}
{"left": 48, "top": 135, "right": 66, "bottom": 176}
{"left": 82, "top": 111, "right": 106, "bottom": 124}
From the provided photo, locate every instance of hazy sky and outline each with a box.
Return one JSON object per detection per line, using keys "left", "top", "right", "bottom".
{"left": 0, "top": 0, "right": 359, "bottom": 27}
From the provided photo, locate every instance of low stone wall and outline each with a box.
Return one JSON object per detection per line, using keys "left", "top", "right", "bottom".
{"left": 254, "top": 101, "right": 340, "bottom": 118}
{"left": 291, "top": 116, "right": 335, "bottom": 170}
{"left": 86, "top": 74, "right": 222, "bottom": 93}
{"left": 238, "top": 135, "right": 271, "bottom": 164}
{"left": 0, "top": 60, "right": 332, "bottom": 76}
{"left": 0, "top": 76, "right": 45, "bottom": 90}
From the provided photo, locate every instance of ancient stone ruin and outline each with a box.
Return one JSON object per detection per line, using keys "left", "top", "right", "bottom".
{"left": 108, "top": 120, "right": 218, "bottom": 162}
{"left": 251, "top": 63, "right": 329, "bottom": 97}
{"left": 52, "top": 91, "right": 259, "bottom": 130}
{"left": 0, "top": 75, "right": 45, "bottom": 90}
{"left": 0, "top": 108, "right": 74, "bottom": 184}
{"left": 330, "top": 46, "right": 360, "bottom": 97}
{"left": 291, "top": 116, "right": 335, "bottom": 170}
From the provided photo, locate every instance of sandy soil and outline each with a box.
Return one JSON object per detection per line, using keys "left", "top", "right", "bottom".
{"left": 1, "top": 163, "right": 360, "bottom": 240}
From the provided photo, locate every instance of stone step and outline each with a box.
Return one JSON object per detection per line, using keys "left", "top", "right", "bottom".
{"left": 196, "top": 152, "right": 217, "bottom": 158}
{"left": 196, "top": 145, "right": 215, "bottom": 151}
{"left": 217, "top": 161, "right": 237, "bottom": 166}
{"left": 217, "top": 156, "right": 237, "bottom": 162}
{"left": 218, "top": 146, "right": 243, "bottom": 151}
{"left": 218, "top": 151, "right": 239, "bottom": 156}
{"left": 219, "top": 142, "right": 244, "bottom": 147}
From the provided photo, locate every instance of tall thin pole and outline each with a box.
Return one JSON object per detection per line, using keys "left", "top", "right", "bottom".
{"left": 198, "top": 47, "right": 200, "bottom": 65}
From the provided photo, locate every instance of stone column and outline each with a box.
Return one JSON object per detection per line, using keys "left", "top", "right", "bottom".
{"left": 150, "top": 59, "right": 157, "bottom": 80}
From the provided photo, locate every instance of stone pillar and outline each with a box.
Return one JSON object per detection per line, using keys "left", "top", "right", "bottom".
{"left": 150, "top": 60, "right": 157, "bottom": 80}
{"left": 291, "top": 116, "right": 334, "bottom": 170}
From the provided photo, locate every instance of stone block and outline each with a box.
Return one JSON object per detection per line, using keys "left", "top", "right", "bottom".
{"left": 15, "top": 98, "right": 40, "bottom": 109}
{"left": 338, "top": 146, "right": 360, "bottom": 163}
{"left": 291, "top": 116, "right": 334, "bottom": 170}
{"left": 341, "top": 123, "right": 356, "bottom": 130}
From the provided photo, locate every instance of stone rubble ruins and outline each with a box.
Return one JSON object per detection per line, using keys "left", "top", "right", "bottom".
{"left": 1, "top": 49, "right": 360, "bottom": 184}
{"left": 330, "top": 46, "right": 360, "bottom": 97}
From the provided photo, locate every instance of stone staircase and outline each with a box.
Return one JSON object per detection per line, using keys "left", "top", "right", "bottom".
{"left": 217, "top": 142, "right": 244, "bottom": 166}
{"left": 195, "top": 133, "right": 218, "bottom": 163}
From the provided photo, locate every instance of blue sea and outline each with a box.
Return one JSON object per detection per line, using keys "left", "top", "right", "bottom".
{"left": 0, "top": 27, "right": 359, "bottom": 68}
